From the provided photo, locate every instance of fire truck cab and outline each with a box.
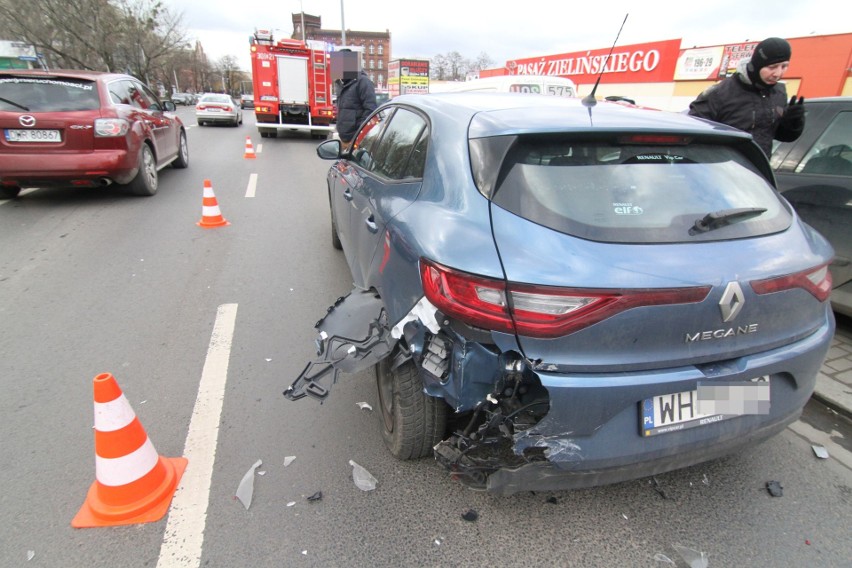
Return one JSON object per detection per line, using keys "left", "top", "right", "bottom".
{"left": 249, "top": 29, "right": 335, "bottom": 138}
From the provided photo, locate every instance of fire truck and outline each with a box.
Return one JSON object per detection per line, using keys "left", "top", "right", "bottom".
{"left": 249, "top": 29, "right": 335, "bottom": 138}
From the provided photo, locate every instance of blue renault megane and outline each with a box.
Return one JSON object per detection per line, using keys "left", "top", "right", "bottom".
{"left": 285, "top": 92, "right": 835, "bottom": 495}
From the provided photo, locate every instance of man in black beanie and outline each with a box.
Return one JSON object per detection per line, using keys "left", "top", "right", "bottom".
{"left": 689, "top": 37, "right": 805, "bottom": 156}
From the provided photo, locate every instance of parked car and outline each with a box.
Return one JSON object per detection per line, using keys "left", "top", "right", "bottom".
{"left": 771, "top": 97, "right": 852, "bottom": 317}
{"left": 0, "top": 69, "right": 188, "bottom": 198}
{"left": 283, "top": 93, "right": 835, "bottom": 494}
{"left": 240, "top": 94, "right": 254, "bottom": 109}
{"left": 171, "top": 92, "right": 196, "bottom": 105}
{"left": 195, "top": 93, "right": 243, "bottom": 126}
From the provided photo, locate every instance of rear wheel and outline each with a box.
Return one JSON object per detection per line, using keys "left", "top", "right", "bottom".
{"left": 376, "top": 357, "right": 448, "bottom": 460}
{"left": 0, "top": 185, "right": 21, "bottom": 199}
{"left": 127, "top": 144, "right": 158, "bottom": 196}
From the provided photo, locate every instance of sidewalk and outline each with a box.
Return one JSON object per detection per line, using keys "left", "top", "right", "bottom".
{"left": 813, "top": 324, "right": 852, "bottom": 418}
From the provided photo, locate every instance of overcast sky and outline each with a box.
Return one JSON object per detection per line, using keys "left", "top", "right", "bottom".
{"left": 165, "top": 0, "right": 851, "bottom": 71}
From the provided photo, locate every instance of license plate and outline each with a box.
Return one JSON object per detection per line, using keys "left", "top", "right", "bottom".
{"left": 5, "top": 129, "right": 61, "bottom": 143}
{"left": 641, "top": 377, "right": 770, "bottom": 436}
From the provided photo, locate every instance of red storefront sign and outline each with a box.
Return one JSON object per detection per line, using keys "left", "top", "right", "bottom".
{"left": 507, "top": 39, "right": 681, "bottom": 84}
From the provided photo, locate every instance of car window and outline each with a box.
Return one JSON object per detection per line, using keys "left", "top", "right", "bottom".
{"left": 370, "top": 108, "right": 428, "bottom": 180}
{"left": 0, "top": 76, "right": 99, "bottom": 111}
{"left": 351, "top": 108, "right": 392, "bottom": 170}
{"left": 479, "top": 136, "right": 791, "bottom": 244}
{"left": 403, "top": 130, "right": 429, "bottom": 179}
{"left": 135, "top": 81, "right": 163, "bottom": 110}
{"left": 200, "top": 94, "right": 233, "bottom": 104}
{"left": 795, "top": 111, "right": 852, "bottom": 176}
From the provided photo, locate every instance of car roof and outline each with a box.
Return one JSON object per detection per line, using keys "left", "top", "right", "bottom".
{"left": 389, "top": 92, "right": 753, "bottom": 140}
{"left": 0, "top": 69, "right": 136, "bottom": 83}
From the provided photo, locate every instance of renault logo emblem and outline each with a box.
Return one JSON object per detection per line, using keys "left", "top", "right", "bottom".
{"left": 719, "top": 282, "right": 745, "bottom": 322}
{"left": 19, "top": 115, "right": 36, "bottom": 127}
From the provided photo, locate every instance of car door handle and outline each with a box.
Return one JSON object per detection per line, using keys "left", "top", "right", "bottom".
{"left": 343, "top": 188, "right": 353, "bottom": 201}
{"left": 364, "top": 216, "right": 378, "bottom": 233}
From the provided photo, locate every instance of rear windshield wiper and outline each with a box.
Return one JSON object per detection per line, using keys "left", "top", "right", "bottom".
{"left": 0, "top": 96, "right": 30, "bottom": 111}
{"left": 690, "top": 207, "right": 767, "bottom": 235}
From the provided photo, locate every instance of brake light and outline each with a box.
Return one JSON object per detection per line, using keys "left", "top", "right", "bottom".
{"left": 420, "top": 259, "right": 710, "bottom": 338}
{"left": 751, "top": 264, "right": 832, "bottom": 302}
{"left": 94, "top": 118, "right": 129, "bottom": 137}
{"left": 618, "top": 134, "right": 692, "bottom": 145}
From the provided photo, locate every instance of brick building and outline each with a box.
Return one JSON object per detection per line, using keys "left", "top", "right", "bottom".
{"left": 291, "top": 13, "right": 391, "bottom": 89}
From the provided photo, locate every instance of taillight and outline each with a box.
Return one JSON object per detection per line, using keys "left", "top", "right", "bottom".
{"left": 751, "top": 264, "right": 832, "bottom": 302}
{"left": 94, "top": 118, "right": 129, "bottom": 137}
{"left": 420, "top": 259, "right": 710, "bottom": 338}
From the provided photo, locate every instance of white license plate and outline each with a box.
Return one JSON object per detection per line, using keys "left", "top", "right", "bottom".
{"left": 641, "top": 377, "right": 770, "bottom": 437}
{"left": 5, "top": 129, "right": 61, "bottom": 143}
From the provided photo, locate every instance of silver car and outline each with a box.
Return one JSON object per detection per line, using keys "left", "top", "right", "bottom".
{"left": 195, "top": 93, "right": 243, "bottom": 127}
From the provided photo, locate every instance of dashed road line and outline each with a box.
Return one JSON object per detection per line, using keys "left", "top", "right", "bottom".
{"left": 157, "top": 303, "right": 238, "bottom": 568}
{"left": 245, "top": 173, "right": 258, "bottom": 198}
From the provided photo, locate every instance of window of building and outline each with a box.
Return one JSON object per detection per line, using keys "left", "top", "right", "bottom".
{"left": 378, "top": 44, "right": 384, "bottom": 55}
{"left": 370, "top": 59, "right": 375, "bottom": 69}
{"left": 369, "top": 44, "right": 375, "bottom": 55}
{"left": 378, "top": 60, "right": 383, "bottom": 70}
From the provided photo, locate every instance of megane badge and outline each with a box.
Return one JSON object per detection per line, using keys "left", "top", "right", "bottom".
{"left": 719, "top": 282, "right": 745, "bottom": 322}
{"left": 19, "top": 115, "right": 36, "bottom": 127}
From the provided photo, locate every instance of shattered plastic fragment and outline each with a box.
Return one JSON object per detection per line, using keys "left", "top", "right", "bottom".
{"left": 702, "top": 474, "right": 710, "bottom": 485}
{"left": 257, "top": 471, "right": 266, "bottom": 476}
{"left": 27, "top": 551, "right": 35, "bottom": 561}
{"left": 434, "top": 538, "right": 444, "bottom": 546}
{"left": 672, "top": 544, "right": 709, "bottom": 568}
{"left": 812, "top": 445, "right": 829, "bottom": 459}
{"left": 283, "top": 456, "right": 296, "bottom": 467}
{"left": 622, "top": 513, "right": 629, "bottom": 520}
{"left": 307, "top": 491, "right": 323, "bottom": 502}
{"left": 461, "top": 509, "right": 478, "bottom": 522}
{"left": 265, "top": 358, "right": 272, "bottom": 362}
{"left": 546, "top": 496, "right": 558, "bottom": 505}
{"left": 349, "top": 460, "right": 378, "bottom": 491}
{"left": 766, "top": 480, "right": 783, "bottom": 497}
{"left": 653, "top": 553, "right": 676, "bottom": 566}
{"left": 287, "top": 501, "right": 296, "bottom": 507}
{"left": 356, "top": 402, "right": 373, "bottom": 411}
{"left": 235, "top": 459, "right": 263, "bottom": 510}
{"left": 302, "top": 550, "right": 308, "bottom": 555}
{"left": 652, "top": 477, "right": 669, "bottom": 499}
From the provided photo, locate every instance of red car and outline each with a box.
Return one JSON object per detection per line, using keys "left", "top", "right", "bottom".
{"left": 0, "top": 69, "right": 188, "bottom": 198}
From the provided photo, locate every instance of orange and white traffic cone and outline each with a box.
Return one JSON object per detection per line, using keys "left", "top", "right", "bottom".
{"left": 71, "top": 373, "right": 187, "bottom": 528}
{"left": 197, "top": 179, "right": 229, "bottom": 228}
{"left": 243, "top": 136, "right": 256, "bottom": 159}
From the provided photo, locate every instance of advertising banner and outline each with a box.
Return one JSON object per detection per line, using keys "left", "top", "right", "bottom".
{"left": 674, "top": 42, "right": 757, "bottom": 80}
{"left": 388, "top": 59, "right": 430, "bottom": 96}
{"left": 507, "top": 39, "right": 681, "bottom": 84}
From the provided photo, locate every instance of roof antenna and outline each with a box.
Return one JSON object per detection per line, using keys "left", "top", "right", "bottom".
{"left": 582, "top": 14, "right": 629, "bottom": 108}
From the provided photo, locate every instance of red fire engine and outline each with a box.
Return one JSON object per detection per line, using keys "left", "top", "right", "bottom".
{"left": 249, "top": 29, "right": 335, "bottom": 138}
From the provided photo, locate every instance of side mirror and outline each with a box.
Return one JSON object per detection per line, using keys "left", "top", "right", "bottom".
{"left": 162, "top": 100, "right": 177, "bottom": 112}
{"left": 317, "top": 139, "right": 342, "bottom": 160}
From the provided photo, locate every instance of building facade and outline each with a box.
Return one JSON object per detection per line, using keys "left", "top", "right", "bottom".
{"left": 291, "top": 13, "right": 391, "bottom": 89}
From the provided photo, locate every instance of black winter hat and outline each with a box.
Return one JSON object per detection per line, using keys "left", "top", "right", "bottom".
{"left": 750, "top": 37, "right": 792, "bottom": 70}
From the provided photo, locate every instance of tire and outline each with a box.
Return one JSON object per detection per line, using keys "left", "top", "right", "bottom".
{"left": 376, "top": 357, "right": 448, "bottom": 460}
{"left": 172, "top": 130, "right": 189, "bottom": 169}
{"left": 127, "top": 144, "right": 158, "bottom": 196}
{"left": 0, "top": 185, "right": 21, "bottom": 199}
{"left": 260, "top": 130, "right": 269, "bottom": 138}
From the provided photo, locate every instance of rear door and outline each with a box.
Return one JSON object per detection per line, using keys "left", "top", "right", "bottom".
{"left": 277, "top": 56, "right": 308, "bottom": 104}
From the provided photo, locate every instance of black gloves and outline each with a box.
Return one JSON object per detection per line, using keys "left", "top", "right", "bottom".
{"left": 784, "top": 96, "right": 805, "bottom": 123}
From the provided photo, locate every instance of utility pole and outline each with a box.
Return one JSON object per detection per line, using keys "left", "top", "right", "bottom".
{"left": 340, "top": 0, "right": 346, "bottom": 45}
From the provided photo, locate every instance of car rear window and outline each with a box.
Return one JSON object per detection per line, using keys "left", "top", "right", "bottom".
{"left": 475, "top": 135, "right": 791, "bottom": 243}
{"left": 0, "top": 77, "right": 100, "bottom": 112}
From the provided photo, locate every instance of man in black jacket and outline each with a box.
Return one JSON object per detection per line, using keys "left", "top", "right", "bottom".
{"left": 688, "top": 37, "right": 805, "bottom": 156}
{"left": 332, "top": 50, "right": 377, "bottom": 146}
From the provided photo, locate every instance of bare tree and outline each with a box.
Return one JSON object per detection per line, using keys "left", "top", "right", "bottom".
{"left": 430, "top": 54, "right": 449, "bottom": 81}
{"left": 471, "top": 52, "right": 495, "bottom": 72}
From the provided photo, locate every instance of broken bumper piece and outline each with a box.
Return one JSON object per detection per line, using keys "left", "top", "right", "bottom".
{"left": 284, "top": 290, "right": 397, "bottom": 401}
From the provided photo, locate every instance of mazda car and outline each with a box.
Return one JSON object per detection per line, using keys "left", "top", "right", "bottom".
{"left": 0, "top": 69, "right": 188, "bottom": 198}
{"left": 284, "top": 93, "right": 835, "bottom": 495}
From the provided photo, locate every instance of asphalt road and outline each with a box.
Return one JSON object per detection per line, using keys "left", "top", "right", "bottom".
{"left": 1, "top": 109, "right": 851, "bottom": 568}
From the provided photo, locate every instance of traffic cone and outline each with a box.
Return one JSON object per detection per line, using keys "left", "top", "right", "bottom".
{"left": 197, "top": 179, "right": 229, "bottom": 228}
{"left": 243, "top": 136, "right": 256, "bottom": 159}
{"left": 72, "top": 373, "right": 187, "bottom": 528}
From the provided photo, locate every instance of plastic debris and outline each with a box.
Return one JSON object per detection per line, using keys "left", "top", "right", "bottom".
{"left": 257, "top": 471, "right": 266, "bottom": 476}
{"left": 235, "top": 459, "right": 263, "bottom": 510}
{"left": 349, "top": 460, "right": 378, "bottom": 491}
{"left": 27, "top": 551, "right": 35, "bottom": 561}
{"left": 301, "top": 550, "right": 307, "bottom": 555}
{"left": 434, "top": 538, "right": 444, "bottom": 546}
{"left": 287, "top": 501, "right": 296, "bottom": 507}
{"left": 461, "top": 509, "right": 478, "bottom": 522}
{"left": 307, "top": 491, "right": 323, "bottom": 502}
{"left": 702, "top": 474, "right": 710, "bottom": 486}
{"left": 652, "top": 477, "right": 669, "bottom": 499}
{"left": 812, "top": 445, "right": 829, "bottom": 459}
{"left": 265, "top": 358, "right": 272, "bottom": 362}
{"left": 546, "top": 496, "right": 558, "bottom": 505}
{"left": 622, "top": 513, "right": 629, "bottom": 520}
{"left": 283, "top": 456, "right": 296, "bottom": 467}
{"left": 356, "top": 402, "right": 373, "bottom": 411}
{"left": 805, "top": 539, "right": 811, "bottom": 545}
{"left": 766, "top": 480, "right": 783, "bottom": 497}
{"left": 653, "top": 553, "right": 676, "bottom": 565}
{"left": 672, "top": 544, "right": 709, "bottom": 568}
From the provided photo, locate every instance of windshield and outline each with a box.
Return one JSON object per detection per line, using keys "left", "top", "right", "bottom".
{"left": 476, "top": 136, "right": 791, "bottom": 243}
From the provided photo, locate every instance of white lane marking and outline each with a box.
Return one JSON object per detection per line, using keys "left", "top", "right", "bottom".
{"left": 256, "top": 144, "right": 263, "bottom": 154}
{"left": 157, "top": 303, "right": 238, "bottom": 568}
{"left": 245, "top": 173, "right": 258, "bottom": 198}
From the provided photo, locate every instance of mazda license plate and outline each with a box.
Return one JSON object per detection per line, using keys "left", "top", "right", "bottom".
{"left": 5, "top": 129, "right": 61, "bottom": 143}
